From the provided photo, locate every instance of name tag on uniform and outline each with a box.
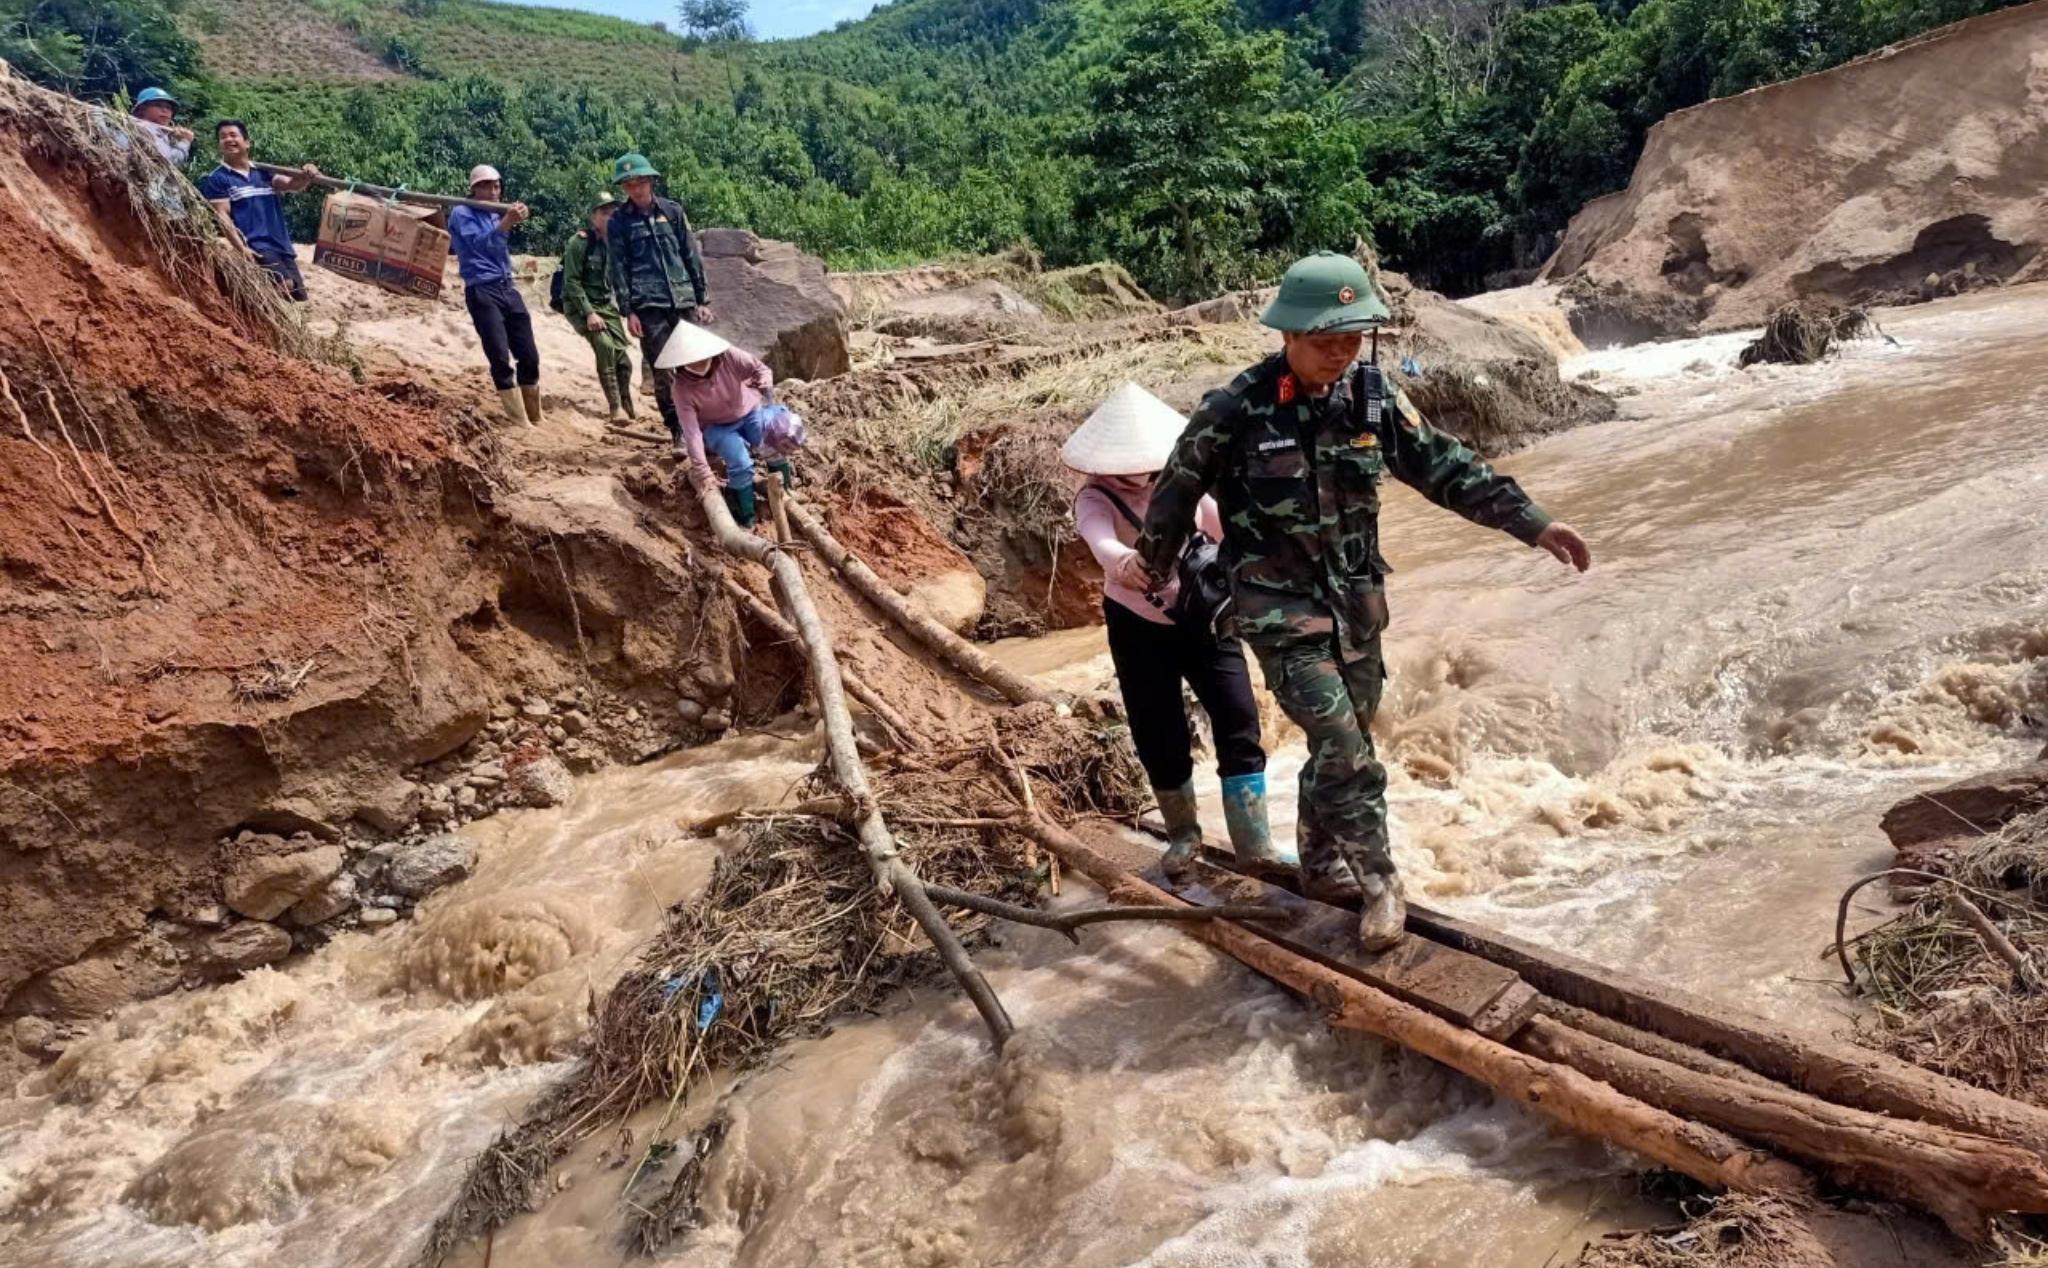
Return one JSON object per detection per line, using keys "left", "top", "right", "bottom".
{"left": 1255, "top": 438, "right": 1297, "bottom": 454}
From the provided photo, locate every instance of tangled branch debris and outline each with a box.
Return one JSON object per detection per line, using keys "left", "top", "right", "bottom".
{"left": 1843, "top": 810, "right": 2048, "bottom": 1106}
{"left": 1570, "top": 1194, "right": 1833, "bottom": 1268}
{"left": 1737, "top": 301, "right": 1879, "bottom": 368}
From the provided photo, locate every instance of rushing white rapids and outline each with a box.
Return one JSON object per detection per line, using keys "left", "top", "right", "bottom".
{"left": 4, "top": 284, "right": 2045, "bottom": 1268}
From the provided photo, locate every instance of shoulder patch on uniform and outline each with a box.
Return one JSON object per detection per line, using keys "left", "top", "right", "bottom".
{"left": 1392, "top": 386, "right": 1424, "bottom": 430}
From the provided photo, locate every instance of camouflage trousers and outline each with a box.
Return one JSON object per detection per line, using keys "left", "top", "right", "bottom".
{"left": 1250, "top": 634, "right": 1391, "bottom": 882}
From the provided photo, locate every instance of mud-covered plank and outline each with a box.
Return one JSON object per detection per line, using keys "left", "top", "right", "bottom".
{"left": 1104, "top": 837, "right": 1532, "bottom": 1038}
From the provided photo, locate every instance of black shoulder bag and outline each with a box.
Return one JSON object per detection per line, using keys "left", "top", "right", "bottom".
{"left": 1095, "top": 486, "right": 1235, "bottom": 639}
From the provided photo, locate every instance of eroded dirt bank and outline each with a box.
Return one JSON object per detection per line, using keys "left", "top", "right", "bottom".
{"left": 0, "top": 71, "right": 768, "bottom": 1021}
{"left": 1542, "top": 1, "right": 2048, "bottom": 342}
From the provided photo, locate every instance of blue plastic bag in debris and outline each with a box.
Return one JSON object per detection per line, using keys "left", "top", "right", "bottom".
{"left": 694, "top": 967, "right": 724, "bottom": 1031}
{"left": 1400, "top": 356, "right": 1423, "bottom": 377}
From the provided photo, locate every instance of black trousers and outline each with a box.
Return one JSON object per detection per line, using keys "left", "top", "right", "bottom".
{"left": 1104, "top": 597, "right": 1265, "bottom": 790}
{"left": 632, "top": 305, "right": 697, "bottom": 442}
{"left": 465, "top": 279, "right": 540, "bottom": 390}
{"left": 255, "top": 250, "right": 307, "bottom": 303}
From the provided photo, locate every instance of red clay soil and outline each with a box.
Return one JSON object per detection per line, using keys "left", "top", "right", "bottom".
{"left": 821, "top": 487, "right": 978, "bottom": 593}
{"left": 0, "top": 76, "right": 747, "bottom": 1010}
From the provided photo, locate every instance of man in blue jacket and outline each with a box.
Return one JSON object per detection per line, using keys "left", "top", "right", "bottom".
{"left": 449, "top": 164, "right": 540, "bottom": 426}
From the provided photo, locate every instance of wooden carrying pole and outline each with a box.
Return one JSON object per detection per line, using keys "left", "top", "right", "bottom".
{"left": 252, "top": 162, "right": 518, "bottom": 214}
{"left": 690, "top": 477, "right": 1013, "bottom": 1050}
{"left": 782, "top": 496, "right": 1056, "bottom": 708}
{"left": 1013, "top": 817, "right": 1810, "bottom": 1199}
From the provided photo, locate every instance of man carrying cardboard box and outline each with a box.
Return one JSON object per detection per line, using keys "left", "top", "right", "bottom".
{"left": 449, "top": 164, "right": 541, "bottom": 427}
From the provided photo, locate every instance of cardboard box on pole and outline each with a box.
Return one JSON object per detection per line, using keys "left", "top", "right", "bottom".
{"left": 312, "top": 191, "right": 450, "bottom": 299}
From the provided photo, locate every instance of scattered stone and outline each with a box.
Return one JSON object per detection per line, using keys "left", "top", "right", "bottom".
{"left": 13, "top": 1016, "right": 60, "bottom": 1059}
{"left": 675, "top": 698, "right": 705, "bottom": 725}
{"left": 561, "top": 742, "right": 601, "bottom": 773}
{"left": 561, "top": 711, "right": 590, "bottom": 736}
{"left": 545, "top": 724, "right": 568, "bottom": 744}
{"left": 491, "top": 702, "right": 517, "bottom": 722}
{"left": 164, "top": 897, "right": 230, "bottom": 928}
{"left": 199, "top": 922, "right": 293, "bottom": 976}
{"left": 456, "top": 785, "right": 479, "bottom": 810}
{"left": 555, "top": 689, "right": 581, "bottom": 708}
{"left": 352, "top": 779, "right": 423, "bottom": 835}
{"left": 505, "top": 754, "right": 575, "bottom": 808}
{"left": 521, "top": 700, "right": 552, "bottom": 720}
{"left": 419, "top": 801, "right": 452, "bottom": 825}
{"left": 359, "top": 906, "right": 399, "bottom": 928}
{"left": 13, "top": 935, "right": 184, "bottom": 1019}
{"left": 223, "top": 846, "right": 346, "bottom": 921}
{"left": 703, "top": 709, "right": 732, "bottom": 733}
{"left": 470, "top": 761, "right": 505, "bottom": 781}
{"left": 466, "top": 771, "right": 504, "bottom": 791}
{"left": 287, "top": 873, "right": 358, "bottom": 927}
{"left": 624, "top": 706, "right": 642, "bottom": 724}
{"left": 384, "top": 834, "right": 477, "bottom": 899}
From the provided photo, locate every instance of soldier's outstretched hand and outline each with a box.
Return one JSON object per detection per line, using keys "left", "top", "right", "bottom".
{"left": 1536, "top": 522, "right": 1592, "bottom": 572}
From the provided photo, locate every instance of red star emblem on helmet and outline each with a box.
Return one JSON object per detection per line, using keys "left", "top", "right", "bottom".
{"left": 1337, "top": 285, "right": 1357, "bottom": 304}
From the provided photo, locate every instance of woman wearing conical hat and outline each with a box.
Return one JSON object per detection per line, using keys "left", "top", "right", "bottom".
{"left": 1066, "top": 383, "right": 1294, "bottom": 880}
{"left": 655, "top": 319, "right": 796, "bottom": 528}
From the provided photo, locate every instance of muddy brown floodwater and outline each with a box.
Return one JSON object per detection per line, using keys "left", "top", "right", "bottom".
{"left": 6, "top": 285, "right": 2047, "bottom": 1267}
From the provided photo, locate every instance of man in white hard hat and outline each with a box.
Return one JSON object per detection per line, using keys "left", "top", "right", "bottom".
{"left": 1068, "top": 383, "right": 1291, "bottom": 882}
{"left": 654, "top": 319, "right": 779, "bottom": 527}
{"left": 448, "top": 164, "right": 541, "bottom": 426}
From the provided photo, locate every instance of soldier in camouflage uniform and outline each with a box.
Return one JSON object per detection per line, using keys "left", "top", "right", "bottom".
{"left": 1140, "top": 253, "right": 1591, "bottom": 950}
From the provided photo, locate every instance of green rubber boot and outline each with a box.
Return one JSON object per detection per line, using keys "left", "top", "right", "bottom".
{"left": 722, "top": 484, "right": 757, "bottom": 528}
{"left": 1156, "top": 780, "right": 1202, "bottom": 879}
{"left": 1221, "top": 773, "right": 1296, "bottom": 881}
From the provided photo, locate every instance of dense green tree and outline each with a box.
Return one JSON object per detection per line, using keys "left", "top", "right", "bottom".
{"left": 2, "top": 0, "right": 202, "bottom": 99}
{"left": 1079, "top": 0, "right": 1288, "bottom": 299}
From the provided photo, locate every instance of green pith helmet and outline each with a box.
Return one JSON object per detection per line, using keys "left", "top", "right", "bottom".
{"left": 1260, "top": 252, "right": 1390, "bottom": 334}
{"left": 612, "top": 152, "right": 659, "bottom": 183}
{"left": 590, "top": 189, "right": 618, "bottom": 212}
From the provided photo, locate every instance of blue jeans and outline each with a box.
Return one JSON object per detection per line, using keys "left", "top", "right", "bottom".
{"left": 704, "top": 404, "right": 767, "bottom": 491}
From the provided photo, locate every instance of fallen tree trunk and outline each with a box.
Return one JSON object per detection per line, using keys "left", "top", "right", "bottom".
{"left": 1519, "top": 1016, "right": 2048, "bottom": 1240}
{"left": 691, "top": 475, "right": 1013, "bottom": 1050}
{"left": 1016, "top": 817, "right": 1810, "bottom": 1199}
{"left": 1405, "top": 899, "right": 2048, "bottom": 1161}
{"left": 1143, "top": 816, "right": 2048, "bottom": 1161}
{"left": 783, "top": 496, "right": 1055, "bottom": 708}
{"left": 716, "top": 573, "right": 924, "bottom": 750}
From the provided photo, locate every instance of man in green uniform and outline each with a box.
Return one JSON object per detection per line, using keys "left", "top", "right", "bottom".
{"left": 561, "top": 190, "right": 634, "bottom": 424}
{"left": 1140, "top": 252, "right": 1591, "bottom": 951}
{"left": 605, "top": 152, "right": 715, "bottom": 450}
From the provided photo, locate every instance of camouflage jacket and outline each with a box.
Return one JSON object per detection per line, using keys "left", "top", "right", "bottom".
{"left": 1140, "top": 354, "right": 1552, "bottom": 654}
{"left": 559, "top": 229, "right": 618, "bottom": 323}
{"left": 604, "top": 194, "right": 708, "bottom": 315}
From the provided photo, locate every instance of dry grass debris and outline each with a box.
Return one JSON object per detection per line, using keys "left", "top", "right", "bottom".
{"left": 1737, "top": 301, "right": 1878, "bottom": 368}
{"left": 416, "top": 707, "right": 1146, "bottom": 1264}
{"left": 1572, "top": 1195, "right": 1833, "bottom": 1268}
{"left": 1845, "top": 809, "right": 2048, "bottom": 1106}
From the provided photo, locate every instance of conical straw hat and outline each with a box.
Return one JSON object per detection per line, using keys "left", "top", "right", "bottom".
{"left": 1060, "top": 383, "right": 1189, "bottom": 476}
{"left": 653, "top": 320, "right": 732, "bottom": 369}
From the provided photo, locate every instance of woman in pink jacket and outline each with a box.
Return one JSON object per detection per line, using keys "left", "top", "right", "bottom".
{"left": 1066, "top": 383, "right": 1291, "bottom": 880}
{"left": 655, "top": 320, "right": 780, "bottom": 526}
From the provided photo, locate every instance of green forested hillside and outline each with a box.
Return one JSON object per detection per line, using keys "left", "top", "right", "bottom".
{"left": 2, "top": 0, "right": 2028, "bottom": 298}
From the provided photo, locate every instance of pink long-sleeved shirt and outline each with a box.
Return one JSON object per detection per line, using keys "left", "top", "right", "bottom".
{"left": 1074, "top": 478, "right": 1223, "bottom": 625}
{"left": 671, "top": 348, "right": 774, "bottom": 482}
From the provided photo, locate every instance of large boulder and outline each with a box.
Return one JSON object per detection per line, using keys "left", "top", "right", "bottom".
{"left": 1879, "top": 760, "right": 2048, "bottom": 884}
{"left": 223, "top": 844, "right": 346, "bottom": 921}
{"left": 698, "top": 229, "right": 850, "bottom": 382}
{"left": 383, "top": 834, "right": 477, "bottom": 900}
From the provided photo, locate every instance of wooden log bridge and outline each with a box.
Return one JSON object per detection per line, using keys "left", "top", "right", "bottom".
{"left": 1102, "top": 818, "right": 2048, "bottom": 1240}
{"left": 690, "top": 476, "right": 2048, "bottom": 1240}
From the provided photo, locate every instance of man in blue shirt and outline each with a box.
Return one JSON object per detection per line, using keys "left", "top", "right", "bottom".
{"left": 197, "top": 120, "right": 319, "bottom": 302}
{"left": 448, "top": 164, "right": 541, "bottom": 427}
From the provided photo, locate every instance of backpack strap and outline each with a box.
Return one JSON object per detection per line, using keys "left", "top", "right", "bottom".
{"left": 1093, "top": 483, "right": 1145, "bottom": 533}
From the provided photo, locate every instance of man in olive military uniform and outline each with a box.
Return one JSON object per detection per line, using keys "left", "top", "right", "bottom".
{"left": 1140, "top": 252, "right": 1591, "bottom": 950}
{"left": 605, "top": 152, "right": 716, "bottom": 447}
{"left": 561, "top": 190, "right": 634, "bottom": 424}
